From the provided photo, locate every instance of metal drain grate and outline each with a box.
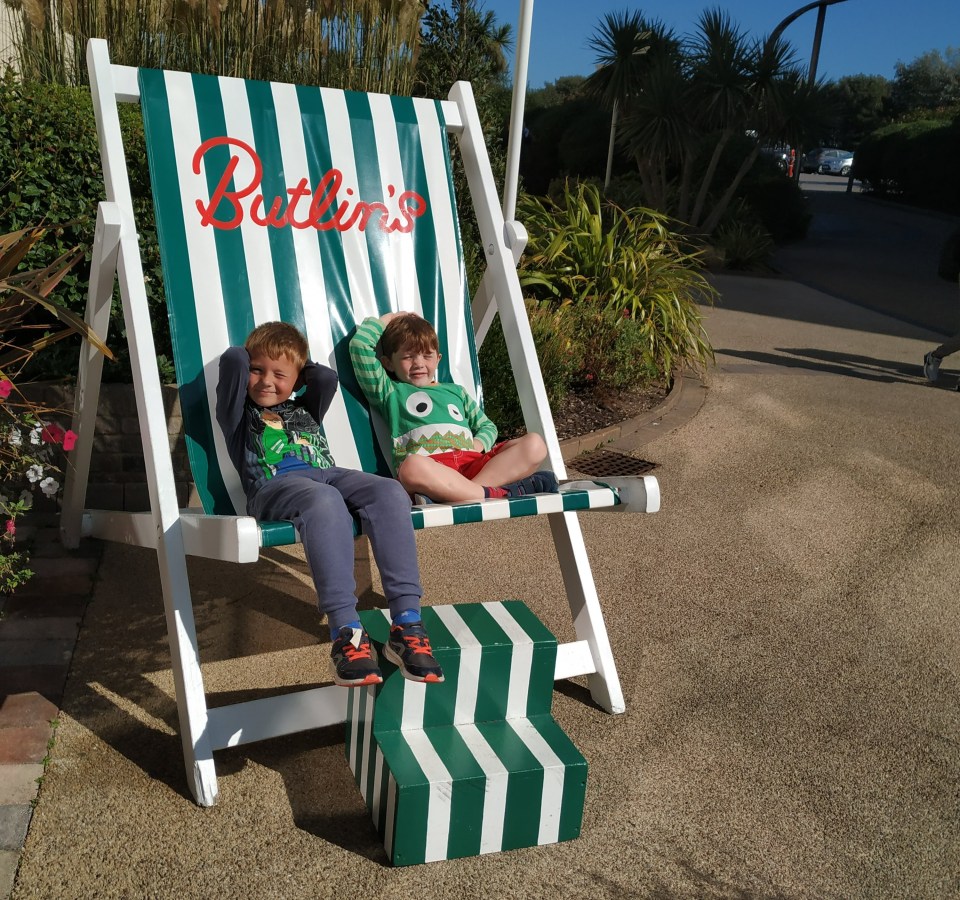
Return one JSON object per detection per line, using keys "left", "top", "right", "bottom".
{"left": 568, "top": 449, "right": 658, "bottom": 478}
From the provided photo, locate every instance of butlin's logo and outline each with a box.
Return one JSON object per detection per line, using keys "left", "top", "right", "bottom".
{"left": 193, "top": 136, "right": 427, "bottom": 233}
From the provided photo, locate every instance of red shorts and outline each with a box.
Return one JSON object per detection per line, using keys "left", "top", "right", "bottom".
{"left": 425, "top": 441, "right": 509, "bottom": 481}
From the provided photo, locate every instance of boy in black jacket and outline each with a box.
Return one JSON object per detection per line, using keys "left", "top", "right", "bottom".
{"left": 216, "top": 321, "right": 443, "bottom": 686}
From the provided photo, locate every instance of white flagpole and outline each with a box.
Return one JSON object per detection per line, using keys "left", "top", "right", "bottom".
{"left": 502, "top": 0, "right": 534, "bottom": 221}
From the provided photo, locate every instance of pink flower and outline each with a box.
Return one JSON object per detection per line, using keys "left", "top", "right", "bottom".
{"left": 4, "top": 519, "right": 14, "bottom": 537}
{"left": 40, "top": 423, "right": 66, "bottom": 444}
{"left": 63, "top": 429, "right": 78, "bottom": 451}
{"left": 0, "top": 380, "right": 11, "bottom": 400}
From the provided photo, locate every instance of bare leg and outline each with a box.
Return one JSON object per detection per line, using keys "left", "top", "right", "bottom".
{"left": 469, "top": 434, "right": 547, "bottom": 487}
{"left": 398, "top": 434, "right": 550, "bottom": 503}
{"left": 398, "top": 455, "right": 486, "bottom": 502}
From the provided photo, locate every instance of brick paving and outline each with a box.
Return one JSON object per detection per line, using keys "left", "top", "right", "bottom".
{"left": 0, "top": 514, "right": 101, "bottom": 899}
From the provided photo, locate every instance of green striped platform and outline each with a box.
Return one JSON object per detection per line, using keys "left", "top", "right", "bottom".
{"left": 346, "top": 602, "right": 587, "bottom": 865}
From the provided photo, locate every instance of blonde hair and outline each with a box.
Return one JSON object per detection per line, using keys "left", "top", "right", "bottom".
{"left": 244, "top": 321, "right": 308, "bottom": 370}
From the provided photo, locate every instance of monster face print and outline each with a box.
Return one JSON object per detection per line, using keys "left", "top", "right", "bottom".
{"left": 394, "top": 385, "right": 476, "bottom": 458}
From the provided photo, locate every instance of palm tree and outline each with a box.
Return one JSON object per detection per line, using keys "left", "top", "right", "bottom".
{"left": 698, "top": 30, "right": 801, "bottom": 233}
{"left": 471, "top": 5, "right": 512, "bottom": 76}
{"left": 583, "top": 9, "right": 650, "bottom": 190}
{"left": 684, "top": 8, "right": 753, "bottom": 228}
{"left": 416, "top": 0, "right": 513, "bottom": 91}
{"left": 591, "top": 8, "right": 829, "bottom": 236}
{"left": 615, "top": 22, "right": 688, "bottom": 213}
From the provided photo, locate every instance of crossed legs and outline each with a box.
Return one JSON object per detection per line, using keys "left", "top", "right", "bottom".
{"left": 397, "top": 433, "right": 548, "bottom": 503}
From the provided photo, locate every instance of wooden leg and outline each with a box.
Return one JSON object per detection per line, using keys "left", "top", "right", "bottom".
{"left": 548, "top": 511, "right": 625, "bottom": 714}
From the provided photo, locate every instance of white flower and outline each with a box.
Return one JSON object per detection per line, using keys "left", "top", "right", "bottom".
{"left": 18, "top": 490, "right": 33, "bottom": 509}
{"left": 26, "top": 464, "right": 44, "bottom": 483}
{"left": 39, "top": 476, "right": 60, "bottom": 497}
{"left": 28, "top": 427, "right": 41, "bottom": 445}
{"left": 7, "top": 427, "right": 22, "bottom": 447}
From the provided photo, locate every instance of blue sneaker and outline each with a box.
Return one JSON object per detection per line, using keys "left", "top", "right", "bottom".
{"left": 384, "top": 621, "right": 444, "bottom": 683}
{"left": 503, "top": 470, "right": 559, "bottom": 497}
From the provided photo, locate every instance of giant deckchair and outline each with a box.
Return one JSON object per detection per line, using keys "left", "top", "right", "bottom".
{"left": 62, "top": 38, "right": 661, "bottom": 811}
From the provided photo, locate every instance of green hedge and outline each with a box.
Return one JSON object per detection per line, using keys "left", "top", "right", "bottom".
{"left": 0, "top": 75, "right": 170, "bottom": 382}
{"left": 855, "top": 118, "right": 960, "bottom": 212}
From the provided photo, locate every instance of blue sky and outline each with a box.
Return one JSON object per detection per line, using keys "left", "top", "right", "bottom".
{"left": 480, "top": 0, "right": 960, "bottom": 88}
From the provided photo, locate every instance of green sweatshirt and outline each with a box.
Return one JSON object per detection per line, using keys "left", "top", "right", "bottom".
{"left": 349, "top": 317, "right": 498, "bottom": 470}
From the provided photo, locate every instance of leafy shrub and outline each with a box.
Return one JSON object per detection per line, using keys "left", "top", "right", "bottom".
{"left": 521, "top": 98, "right": 623, "bottom": 195}
{"left": 1, "top": 225, "right": 108, "bottom": 593}
{"left": 0, "top": 75, "right": 170, "bottom": 382}
{"left": 737, "top": 172, "right": 810, "bottom": 243}
{"left": 517, "top": 181, "right": 715, "bottom": 379}
{"left": 478, "top": 301, "right": 581, "bottom": 435}
{"left": 856, "top": 119, "right": 960, "bottom": 212}
{"left": 565, "top": 304, "right": 659, "bottom": 390}
{"left": 712, "top": 219, "right": 775, "bottom": 271}
{"left": 477, "top": 299, "right": 662, "bottom": 436}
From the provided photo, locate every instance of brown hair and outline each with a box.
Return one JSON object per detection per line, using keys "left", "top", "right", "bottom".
{"left": 244, "top": 321, "right": 309, "bottom": 370}
{"left": 380, "top": 313, "right": 439, "bottom": 358}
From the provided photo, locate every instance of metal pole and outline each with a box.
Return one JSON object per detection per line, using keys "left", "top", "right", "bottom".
{"left": 768, "top": 0, "right": 850, "bottom": 182}
{"left": 502, "top": 0, "right": 534, "bottom": 221}
{"left": 808, "top": 3, "right": 828, "bottom": 84}
{"left": 769, "top": 0, "right": 848, "bottom": 48}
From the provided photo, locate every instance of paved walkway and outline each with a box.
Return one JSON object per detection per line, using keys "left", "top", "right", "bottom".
{"left": 2, "top": 188, "right": 959, "bottom": 898}
{"left": 0, "top": 518, "right": 102, "bottom": 896}
{"left": 774, "top": 176, "right": 959, "bottom": 335}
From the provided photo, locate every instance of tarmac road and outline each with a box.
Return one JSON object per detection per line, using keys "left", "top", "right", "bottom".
{"left": 774, "top": 177, "right": 960, "bottom": 336}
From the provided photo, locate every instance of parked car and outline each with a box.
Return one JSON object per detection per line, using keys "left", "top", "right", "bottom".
{"left": 759, "top": 144, "right": 792, "bottom": 172}
{"left": 818, "top": 152, "right": 854, "bottom": 176}
{"left": 800, "top": 147, "right": 852, "bottom": 174}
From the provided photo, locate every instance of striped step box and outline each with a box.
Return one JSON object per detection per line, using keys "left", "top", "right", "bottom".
{"left": 346, "top": 601, "right": 587, "bottom": 866}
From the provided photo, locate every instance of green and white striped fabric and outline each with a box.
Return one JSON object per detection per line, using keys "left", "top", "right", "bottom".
{"left": 346, "top": 602, "right": 587, "bottom": 865}
{"left": 138, "top": 68, "right": 623, "bottom": 539}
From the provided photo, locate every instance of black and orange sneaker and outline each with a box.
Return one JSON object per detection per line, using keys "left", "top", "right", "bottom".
{"left": 384, "top": 621, "right": 444, "bottom": 683}
{"left": 331, "top": 626, "right": 383, "bottom": 687}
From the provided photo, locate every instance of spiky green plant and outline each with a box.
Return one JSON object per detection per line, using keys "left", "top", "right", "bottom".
{"left": 0, "top": 226, "right": 113, "bottom": 373}
{"left": 517, "top": 181, "right": 715, "bottom": 379}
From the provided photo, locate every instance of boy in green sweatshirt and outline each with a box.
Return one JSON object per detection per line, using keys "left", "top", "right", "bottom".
{"left": 350, "top": 313, "right": 558, "bottom": 504}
